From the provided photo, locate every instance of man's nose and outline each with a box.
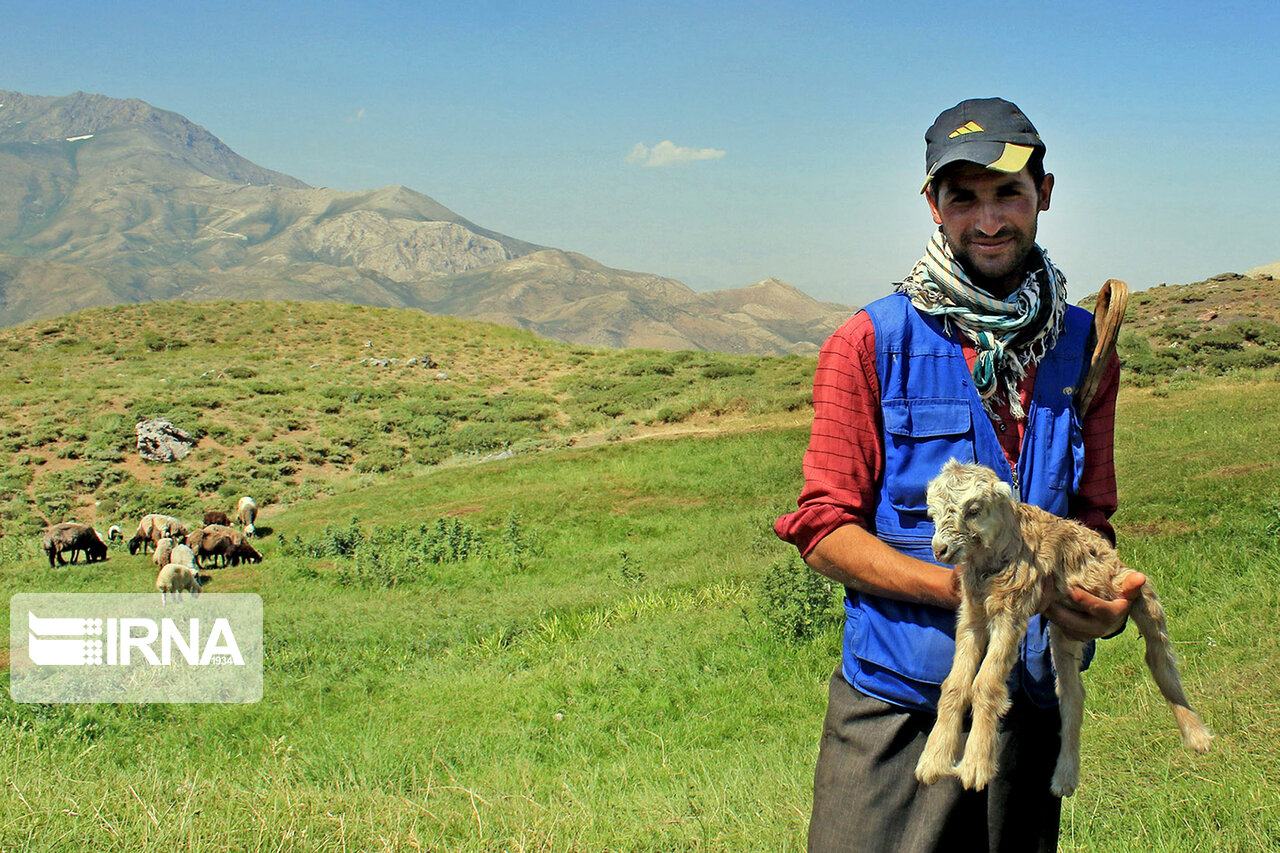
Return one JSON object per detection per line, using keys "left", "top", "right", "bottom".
{"left": 975, "top": 201, "right": 1004, "bottom": 236}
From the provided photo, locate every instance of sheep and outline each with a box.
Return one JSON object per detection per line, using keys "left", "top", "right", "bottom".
{"left": 152, "top": 537, "right": 175, "bottom": 568}
{"left": 107, "top": 524, "right": 122, "bottom": 541}
{"left": 236, "top": 496, "right": 257, "bottom": 537}
{"left": 204, "top": 509, "right": 232, "bottom": 527}
{"left": 186, "top": 524, "right": 262, "bottom": 569}
{"left": 913, "top": 460, "right": 1212, "bottom": 798}
{"left": 155, "top": 563, "right": 210, "bottom": 604}
{"left": 127, "top": 514, "right": 190, "bottom": 555}
{"left": 42, "top": 523, "right": 109, "bottom": 567}
{"left": 169, "top": 543, "right": 197, "bottom": 569}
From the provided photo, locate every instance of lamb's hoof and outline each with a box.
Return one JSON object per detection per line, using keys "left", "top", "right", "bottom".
{"left": 1182, "top": 725, "right": 1214, "bottom": 754}
{"left": 955, "top": 759, "right": 994, "bottom": 792}
{"left": 914, "top": 753, "right": 953, "bottom": 786}
{"left": 1050, "top": 767, "right": 1078, "bottom": 798}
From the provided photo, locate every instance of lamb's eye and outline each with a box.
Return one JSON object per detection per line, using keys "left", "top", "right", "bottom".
{"left": 964, "top": 505, "right": 982, "bottom": 518}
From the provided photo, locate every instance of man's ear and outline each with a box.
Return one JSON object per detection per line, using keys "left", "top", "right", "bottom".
{"left": 1038, "top": 172, "right": 1054, "bottom": 212}
{"left": 926, "top": 184, "right": 943, "bottom": 226}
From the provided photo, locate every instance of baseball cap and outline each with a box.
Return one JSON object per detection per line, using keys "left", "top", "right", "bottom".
{"left": 921, "top": 98, "right": 1044, "bottom": 193}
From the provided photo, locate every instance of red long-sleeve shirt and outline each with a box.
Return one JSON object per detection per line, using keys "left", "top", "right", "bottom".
{"left": 775, "top": 310, "right": 1119, "bottom": 556}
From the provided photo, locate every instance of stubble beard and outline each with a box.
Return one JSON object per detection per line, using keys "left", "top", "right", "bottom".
{"left": 941, "top": 216, "right": 1040, "bottom": 299}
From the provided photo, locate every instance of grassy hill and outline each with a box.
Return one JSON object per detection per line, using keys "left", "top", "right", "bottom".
{"left": 0, "top": 300, "right": 813, "bottom": 535}
{"left": 1106, "top": 273, "right": 1280, "bottom": 381}
{"left": 1, "top": 298, "right": 1279, "bottom": 850}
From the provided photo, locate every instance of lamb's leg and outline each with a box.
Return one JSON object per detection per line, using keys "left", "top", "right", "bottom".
{"left": 1049, "top": 627, "right": 1086, "bottom": 797}
{"left": 1130, "top": 582, "right": 1213, "bottom": 752}
{"left": 916, "top": 594, "right": 988, "bottom": 785}
{"left": 955, "top": 611, "right": 1026, "bottom": 791}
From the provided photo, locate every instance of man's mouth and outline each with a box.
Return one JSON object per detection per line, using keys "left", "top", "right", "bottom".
{"left": 969, "top": 236, "right": 1014, "bottom": 255}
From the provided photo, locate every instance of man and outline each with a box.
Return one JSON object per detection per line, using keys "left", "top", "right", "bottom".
{"left": 775, "top": 98, "right": 1139, "bottom": 852}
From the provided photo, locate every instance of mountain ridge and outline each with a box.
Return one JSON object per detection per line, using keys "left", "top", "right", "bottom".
{"left": 0, "top": 88, "right": 855, "bottom": 354}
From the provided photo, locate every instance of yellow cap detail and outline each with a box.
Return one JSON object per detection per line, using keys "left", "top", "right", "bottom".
{"left": 948, "top": 121, "right": 984, "bottom": 138}
{"left": 987, "top": 143, "right": 1034, "bottom": 173}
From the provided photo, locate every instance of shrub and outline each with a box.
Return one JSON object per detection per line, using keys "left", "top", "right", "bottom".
{"left": 701, "top": 362, "right": 756, "bottom": 380}
{"left": 757, "top": 555, "right": 841, "bottom": 643}
{"left": 1188, "top": 328, "right": 1245, "bottom": 353}
{"left": 1235, "top": 319, "right": 1280, "bottom": 346}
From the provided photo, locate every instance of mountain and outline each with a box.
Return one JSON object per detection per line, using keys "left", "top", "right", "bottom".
{"left": 1245, "top": 260, "right": 1280, "bottom": 280}
{"left": 419, "top": 253, "right": 852, "bottom": 353}
{"left": 0, "top": 89, "right": 854, "bottom": 353}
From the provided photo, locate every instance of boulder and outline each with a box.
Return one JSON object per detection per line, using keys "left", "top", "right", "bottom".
{"left": 136, "top": 419, "right": 195, "bottom": 463}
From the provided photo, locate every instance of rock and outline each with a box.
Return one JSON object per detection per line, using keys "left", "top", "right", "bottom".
{"left": 136, "top": 419, "right": 195, "bottom": 463}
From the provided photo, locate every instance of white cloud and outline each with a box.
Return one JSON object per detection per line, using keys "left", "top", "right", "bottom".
{"left": 626, "top": 140, "right": 725, "bottom": 167}
{"left": 347, "top": 107, "right": 366, "bottom": 124}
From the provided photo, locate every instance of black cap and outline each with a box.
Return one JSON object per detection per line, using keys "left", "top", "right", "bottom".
{"left": 922, "top": 98, "right": 1044, "bottom": 193}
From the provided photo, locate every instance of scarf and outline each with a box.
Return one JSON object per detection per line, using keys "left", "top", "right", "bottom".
{"left": 895, "top": 228, "right": 1068, "bottom": 419}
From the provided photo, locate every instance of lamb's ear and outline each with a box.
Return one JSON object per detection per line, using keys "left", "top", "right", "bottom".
{"left": 993, "top": 480, "right": 1015, "bottom": 503}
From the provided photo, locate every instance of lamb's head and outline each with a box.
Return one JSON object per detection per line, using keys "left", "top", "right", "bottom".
{"left": 925, "top": 460, "right": 1018, "bottom": 565}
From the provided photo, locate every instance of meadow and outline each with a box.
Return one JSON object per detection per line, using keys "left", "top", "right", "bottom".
{"left": 1, "top": 302, "right": 1278, "bottom": 851}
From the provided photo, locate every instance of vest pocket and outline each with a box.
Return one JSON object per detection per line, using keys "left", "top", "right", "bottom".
{"left": 881, "top": 397, "right": 975, "bottom": 512}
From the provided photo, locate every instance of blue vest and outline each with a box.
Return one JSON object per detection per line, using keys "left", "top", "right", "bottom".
{"left": 842, "top": 292, "right": 1093, "bottom": 711}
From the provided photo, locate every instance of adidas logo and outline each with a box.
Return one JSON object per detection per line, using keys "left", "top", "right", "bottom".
{"left": 949, "top": 121, "right": 984, "bottom": 138}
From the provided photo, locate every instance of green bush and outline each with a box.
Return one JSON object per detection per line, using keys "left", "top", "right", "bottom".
{"left": 701, "top": 362, "right": 757, "bottom": 380}
{"left": 1188, "top": 327, "right": 1245, "bottom": 353}
{"left": 757, "top": 555, "right": 841, "bottom": 643}
{"left": 1234, "top": 319, "right": 1280, "bottom": 346}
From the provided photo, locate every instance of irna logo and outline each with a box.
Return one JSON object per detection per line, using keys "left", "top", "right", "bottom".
{"left": 27, "top": 612, "right": 245, "bottom": 667}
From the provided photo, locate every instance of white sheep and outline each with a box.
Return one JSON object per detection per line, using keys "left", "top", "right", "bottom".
{"left": 169, "top": 543, "right": 197, "bottom": 569}
{"left": 107, "top": 524, "right": 122, "bottom": 541}
{"left": 914, "top": 459, "right": 1212, "bottom": 798}
{"left": 236, "top": 496, "right": 257, "bottom": 537}
{"left": 155, "top": 563, "right": 205, "bottom": 604}
{"left": 152, "top": 537, "right": 175, "bottom": 568}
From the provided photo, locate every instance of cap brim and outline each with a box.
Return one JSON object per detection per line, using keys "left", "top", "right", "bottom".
{"left": 920, "top": 142, "right": 1037, "bottom": 193}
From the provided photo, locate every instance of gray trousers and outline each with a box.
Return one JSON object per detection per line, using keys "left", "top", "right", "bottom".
{"left": 808, "top": 670, "right": 1063, "bottom": 853}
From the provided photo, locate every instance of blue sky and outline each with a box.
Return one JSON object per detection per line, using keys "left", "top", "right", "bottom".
{"left": 3, "top": 0, "right": 1277, "bottom": 306}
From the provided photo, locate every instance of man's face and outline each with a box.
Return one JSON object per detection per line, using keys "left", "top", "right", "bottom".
{"left": 926, "top": 161, "right": 1053, "bottom": 298}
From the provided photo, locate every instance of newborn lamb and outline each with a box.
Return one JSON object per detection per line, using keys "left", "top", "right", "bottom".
{"left": 914, "top": 459, "right": 1211, "bottom": 797}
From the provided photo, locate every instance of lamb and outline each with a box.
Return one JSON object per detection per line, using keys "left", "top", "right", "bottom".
{"left": 914, "top": 460, "right": 1212, "bottom": 798}
{"left": 204, "top": 509, "right": 232, "bottom": 527}
{"left": 152, "top": 537, "right": 175, "bottom": 568}
{"left": 107, "top": 524, "right": 122, "bottom": 541}
{"left": 127, "top": 514, "right": 190, "bottom": 555}
{"left": 186, "top": 524, "right": 262, "bottom": 568}
{"left": 155, "top": 563, "right": 210, "bottom": 604}
{"left": 235, "top": 496, "right": 257, "bottom": 536}
{"left": 42, "top": 523, "right": 109, "bottom": 567}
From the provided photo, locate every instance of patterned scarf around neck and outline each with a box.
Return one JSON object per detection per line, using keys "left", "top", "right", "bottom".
{"left": 895, "top": 228, "right": 1068, "bottom": 419}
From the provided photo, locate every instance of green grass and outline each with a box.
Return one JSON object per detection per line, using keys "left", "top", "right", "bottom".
{"left": 0, "top": 300, "right": 812, "bottom": 535}
{"left": 1, "top": 303, "right": 1279, "bottom": 850}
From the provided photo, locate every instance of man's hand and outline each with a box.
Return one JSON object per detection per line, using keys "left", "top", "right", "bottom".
{"left": 1043, "top": 572, "right": 1146, "bottom": 642}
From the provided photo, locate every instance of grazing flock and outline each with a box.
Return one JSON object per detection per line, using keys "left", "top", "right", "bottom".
{"left": 40, "top": 497, "right": 263, "bottom": 604}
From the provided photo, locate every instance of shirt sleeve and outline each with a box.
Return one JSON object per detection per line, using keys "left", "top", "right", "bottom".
{"left": 774, "top": 312, "right": 882, "bottom": 557}
{"left": 1068, "top": 351, "right": 1120, "bottom": 544}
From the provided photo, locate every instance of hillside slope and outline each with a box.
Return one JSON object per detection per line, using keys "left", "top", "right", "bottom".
{"left": 1097, "top": 272, "right": 1280, "bottom": 379}
{"left": 0, "top": 300, "right": 814, "bottom": 534}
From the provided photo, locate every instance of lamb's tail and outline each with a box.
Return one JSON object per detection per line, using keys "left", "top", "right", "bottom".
{"left": 1130, "top": 581, "right": 1213, "bottom": 753}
